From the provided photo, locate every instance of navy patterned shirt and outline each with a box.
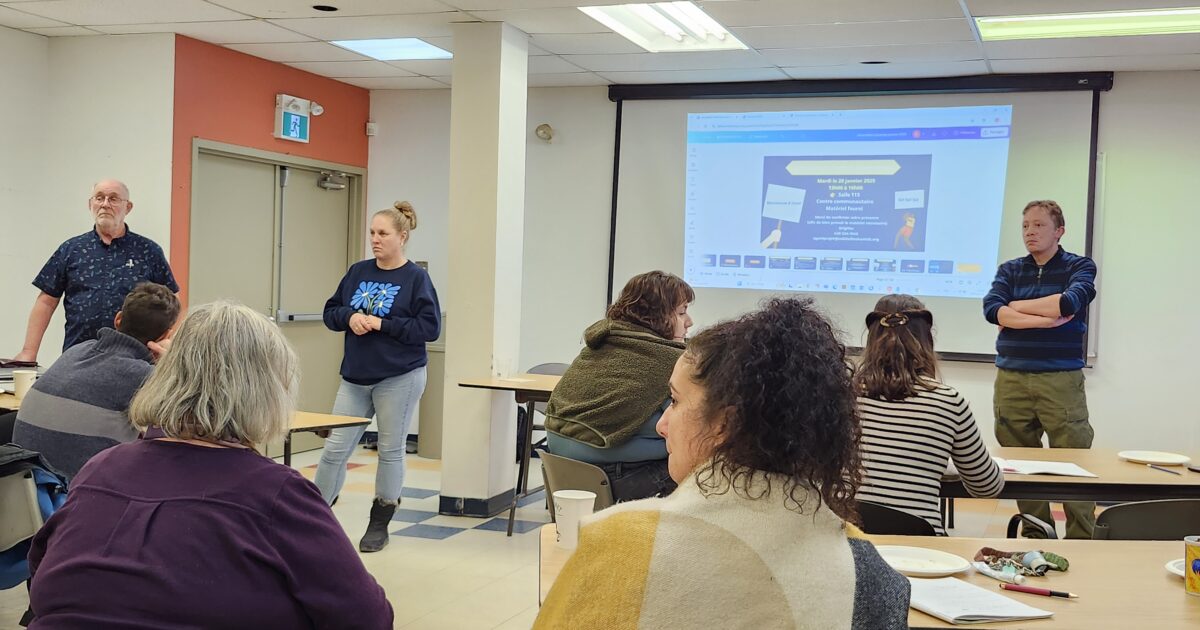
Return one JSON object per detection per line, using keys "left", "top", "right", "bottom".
{"left": 33, "top": 226, "right": 179, "bottom": 351}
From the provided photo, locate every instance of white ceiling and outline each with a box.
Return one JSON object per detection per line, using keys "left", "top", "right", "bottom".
{"left": 2, "top": 0, "right": 1200, "bottom": 89}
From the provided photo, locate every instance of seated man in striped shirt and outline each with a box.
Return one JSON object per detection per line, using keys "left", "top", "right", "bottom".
{"left": 855, "top": 294, "right": 1004, "bottom": 535}
{"left": 983, "top": 199, "right": 1098, "bottom": 539}
{"left": 13, "top": 283, "right": 179, "bottom": 482}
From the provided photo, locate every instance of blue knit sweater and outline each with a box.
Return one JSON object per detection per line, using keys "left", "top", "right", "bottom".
{"left": 983, "top": 247, "right": 1097, "bottom": 371}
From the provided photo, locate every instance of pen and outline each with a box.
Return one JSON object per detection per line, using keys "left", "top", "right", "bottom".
{"left": 999, "top": 583, "right": 1078, "bottom": 599}
{"left": 1147, "top": 464, "right": 1182, "bottom": 476}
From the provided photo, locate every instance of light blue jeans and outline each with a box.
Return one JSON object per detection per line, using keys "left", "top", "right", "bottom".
{"left": 313, "top": 367, "right": 427, "bottom": 504}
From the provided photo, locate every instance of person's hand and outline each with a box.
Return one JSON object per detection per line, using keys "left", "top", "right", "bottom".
{"left": 12, "top": 349, "right": 36, "bottom": 363}
{"left": 1047, "top": 314, "right": 1075, "bottom": 328}
{"left": 147, "top": 338, "right": 172, "bottom": 362}
{"left": 760, "top": 228, "right": 782, "bottom": 248}
{"left": 349, "top": 313, "right": 371, "bottom": 335}
{"left": 366, "top": 315, "right": 383, "bottom": 331}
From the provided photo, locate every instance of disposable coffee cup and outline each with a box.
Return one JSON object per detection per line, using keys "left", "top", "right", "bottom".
{"left": 553, "top": 489, "right": 597, "bottom": 550}
{"left": 13, "top": 370, "right": 37, "bottom": 400}
{"left": 1186, "top": 535, "right": 1200, "bottom": 596}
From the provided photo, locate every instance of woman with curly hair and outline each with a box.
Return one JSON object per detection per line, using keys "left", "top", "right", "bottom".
{"left": 855, "top": 294, "right": 1003, "bottom": 535}
{"left": 545, "top": 271, "right": 694, "bottom": 502}
{"left": 316, "top": 201, "right": 441, "bottom": 552}
{"left": 535, "top": 298, "right": 910, "bottom": 629}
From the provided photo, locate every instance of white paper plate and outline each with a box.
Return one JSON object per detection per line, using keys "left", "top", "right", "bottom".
{"left": 876, "top": 545, "right": 971, "bottom": 577}
{"left": 1165, "top": 559, "right": 1185, "bottom": 578}
{"left": 1118, "top": 450, "right": 1191, "bottom": 466}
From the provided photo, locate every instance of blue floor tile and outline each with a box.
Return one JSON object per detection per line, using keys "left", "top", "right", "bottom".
{"left": 474, "top": 518, "right": 544, "bottom": 534}
{"left": 401, "top": 487, "right": 439, "bottom": 500}
{"left": 391, "top": 509, "right": 437, "bottom": 524}
{"left": 393, "top": 524, "right": 466, "bottom": 540}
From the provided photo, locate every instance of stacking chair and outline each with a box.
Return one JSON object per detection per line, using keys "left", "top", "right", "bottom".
{"left": 1005, "top": 513, "right": 1059, "bottom": 539}
{"left": 523, "top": 362, "right": 569, "bottom": 454}
{"left": 540, "top": 451, "right": 614, "bottom": 522}
{"left": 856, "top": 500, "right": 937, "bottom": 536}
{"left": 1092, "top": 499, "right": 1200, "bottom": 540}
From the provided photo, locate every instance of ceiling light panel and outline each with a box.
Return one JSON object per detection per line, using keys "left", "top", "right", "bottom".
{"left": 579, "top": 1, "right": 747, "bottom": 52}
{"left": 977, "top": 7, "right": 1200, "bottom": 40}
{"left": 332, "top": 38, "right": 453, "bottom": 60}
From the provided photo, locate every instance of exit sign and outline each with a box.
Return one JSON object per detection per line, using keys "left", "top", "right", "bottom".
{"left": 274, "top": 94, "right": 311, "bottom": 143}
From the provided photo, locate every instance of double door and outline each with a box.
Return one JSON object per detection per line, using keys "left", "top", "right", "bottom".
{"left": 189, "top": 146, "right": 363, "bottom": 457}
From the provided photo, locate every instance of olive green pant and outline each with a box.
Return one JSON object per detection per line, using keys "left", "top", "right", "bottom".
{"left": 994, "top": 368, "right": 1095, "bottom": 539}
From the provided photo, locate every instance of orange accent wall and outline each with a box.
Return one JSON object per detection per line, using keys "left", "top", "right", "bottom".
{"left": 171, "top": 35, "right": 370, "bottom": 304}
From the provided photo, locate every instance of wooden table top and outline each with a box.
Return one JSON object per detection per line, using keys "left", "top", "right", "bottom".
{"left": 539, "top": 525, "right": 1199, "bottom": 628}
{"left": 458, "top": 373, "right": 561, "bottom": 395}
{"left": 0, "top": 392, "right": 19, "bottom": 411}
{"left": 289, "top": 411, "right": 370, "bottom": 433}
{"left": 992, "top": 447, "right": 1200, "bottom": 487}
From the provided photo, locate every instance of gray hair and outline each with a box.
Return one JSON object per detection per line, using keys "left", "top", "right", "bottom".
{"left": 128, "top": 300, "right": 299, "bottom": 447}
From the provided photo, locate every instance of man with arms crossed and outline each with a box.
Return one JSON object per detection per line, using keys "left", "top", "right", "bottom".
{"left": 983, "top": 200, "right": 1097, "bottom": 539}
{"left": 12, "top": 179, "right": 178, "bottom": 362}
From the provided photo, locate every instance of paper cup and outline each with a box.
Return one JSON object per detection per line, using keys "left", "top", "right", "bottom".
{"left": 13, "top": 370, "right": 37, "bottom": 400}
{"left": 1186, "top": 536, "right": 1200, "bottom": 596}
{"left": 553, "top": 489, "right": 597, "bottom": 550}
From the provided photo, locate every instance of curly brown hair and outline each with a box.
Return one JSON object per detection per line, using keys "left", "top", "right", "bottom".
{"left": 682, "top": 297, "right": 862, "bottom": 521}
{"left": 606, "top": 271, "right": 695, "bottom": 339}
{"left": 855, "top": 294, "right": 939, "bottom": 401}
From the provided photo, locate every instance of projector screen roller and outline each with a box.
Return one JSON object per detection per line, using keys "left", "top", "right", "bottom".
{"left": 612, "top": 91, "right": 1095, "bottom": 356}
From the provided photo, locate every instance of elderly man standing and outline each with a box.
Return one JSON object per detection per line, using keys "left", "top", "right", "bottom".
{"left": 12, "top": 179, "right": 178, "bottom": 362}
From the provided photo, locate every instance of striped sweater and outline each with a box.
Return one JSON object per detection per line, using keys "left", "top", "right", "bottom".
{"left": 857, "top": 383, "right": 1004, "bottom": 535}
{"left": 982, "top": 246, "right": 1097, "bottom": 371}
{"left": 13, "top": 328, "right": 152, "bottom": 481}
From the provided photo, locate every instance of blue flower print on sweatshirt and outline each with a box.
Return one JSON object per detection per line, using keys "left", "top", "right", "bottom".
{"left": 351, "top": 281, "right": 401, "bottom": 316}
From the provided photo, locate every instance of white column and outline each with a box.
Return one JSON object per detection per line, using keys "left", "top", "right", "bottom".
{"left": 439, "top": 22, "right": 529, "bottom": 516}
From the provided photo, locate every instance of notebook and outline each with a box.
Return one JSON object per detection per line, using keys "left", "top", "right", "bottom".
{"left": 909, "top": 577, "right": 1054, "bottom": 625}
{"left": 992, "top": 457, "right": 1097, "bottom": 478}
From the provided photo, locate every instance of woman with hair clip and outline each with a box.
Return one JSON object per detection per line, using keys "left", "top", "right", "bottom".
{"left": 536, "top": 297, "right": 909, "bottom": 629}
{"left": 855, "top": 294, "right": 1004, "bottom": 535}
{"left": 545, "top": 270, "right": 694, "bottom": 502}
{"left": 317, "top": 201, "right": 441, "bottom": 552}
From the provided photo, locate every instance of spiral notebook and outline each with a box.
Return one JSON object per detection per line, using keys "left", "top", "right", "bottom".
{"left": 909, "top": 577, "right": 1053, "bottom": 625}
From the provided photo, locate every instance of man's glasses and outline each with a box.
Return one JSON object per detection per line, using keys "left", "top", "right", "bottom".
{"left": 91, "top": 194, "right": 125, "bottom": 205}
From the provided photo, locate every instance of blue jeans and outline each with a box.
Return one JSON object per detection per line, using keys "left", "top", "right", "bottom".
{"left": 314, "top": 367, "right": 426, "bottom": 504}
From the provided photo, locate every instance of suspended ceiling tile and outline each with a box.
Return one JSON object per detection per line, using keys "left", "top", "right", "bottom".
{"left": 205, "top": 0, "right": 455, "bottom": 19}
{"left": 760, "top": 41, "right": 983, "bottom": 68}
{"left": 384, "top": 58, "right": 454, "bottom": 75}
{"left": 781, "top": 59, "right": 990, "bottom": 80}
{"left": 732, "top": 18, "right": 977, "bottom": 50}
{"left": 565, "top": 49, "right": 774, "bottom": 72}
{"left": 0, "top": 4, "right": 66, "bottom": 28}
{"left": 529, "top": 54, "right": 583, "bottom": 73}
{"left": 91, "top": 19, "right": 314, "bottom": 43}
{"left": 530, "top": 32, "right": 644, "bottom": 55}
{"left": 338, "top": 75, "right": 449, "bottom": 89}
{"left": 226, "top": 40, "right": 371, "bottom": 62}
{"left": 23, "top": 24, "right": 101, "bottom": 35}
{"left": 287, "top": 59, "right": 418, "bottom": 77}
{"left": 10, "top": 0, "right": 247, "bottom": 25}
{"left": 599, "top": 66, "right": 790, "bottom": 84}
{"left": 528, "top": 71, "right": 610, "bottom": 86}
{"left": 699, "top": 0, "right": 968, "bottom": 28}
{"left": 991, "top": 54, "right": 1200, "bottom": 73}
{"left": 468, "top": 7, "right": 608, "bottom": 34}
{"left": 267, "top": 11, "right": 475, "bottom": 40}
{"left": 983, "top": 33, "right": 1200, "bottom": 60}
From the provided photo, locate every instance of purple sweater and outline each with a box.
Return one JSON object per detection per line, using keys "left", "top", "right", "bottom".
{"left": 27, "top": 440, "right": 393, "bottom": 629}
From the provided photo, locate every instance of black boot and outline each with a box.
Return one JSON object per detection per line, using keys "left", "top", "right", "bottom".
{"left": 360, "top": 498, "right": 397, "bottom": 553}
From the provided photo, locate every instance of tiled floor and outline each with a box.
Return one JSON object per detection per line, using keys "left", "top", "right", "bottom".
{"left": 0, "top": 445, "right": 1088, "bottom": 629}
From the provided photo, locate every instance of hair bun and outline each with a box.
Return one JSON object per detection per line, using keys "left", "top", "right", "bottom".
{"left": 393, "top": 201, "right": 417, "bottom": 229}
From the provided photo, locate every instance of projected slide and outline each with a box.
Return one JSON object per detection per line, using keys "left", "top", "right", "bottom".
{"left": 684, "top": 105, "right": 1012, "bottom": 299}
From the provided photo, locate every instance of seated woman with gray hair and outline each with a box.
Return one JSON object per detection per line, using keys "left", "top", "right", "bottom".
{"left": 24, "top": 301, "right": 393, "bottom": 629}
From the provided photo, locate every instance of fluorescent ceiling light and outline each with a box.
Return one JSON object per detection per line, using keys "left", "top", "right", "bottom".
{"left": 332, "top": 38, "right": 452, "bottom": 60}
{"left": 579, "top": 1, "right": 747, "bottom": 53}
{"left": 976, "top": 7, "right": 1200, "bottom": 40}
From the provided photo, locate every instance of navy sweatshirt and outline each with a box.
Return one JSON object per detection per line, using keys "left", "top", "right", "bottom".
{"left": 982, "top": 247, "right": 1097, "bottom": 371}
{"left": 323, "top": 260, "right": 441, "bottom": 383}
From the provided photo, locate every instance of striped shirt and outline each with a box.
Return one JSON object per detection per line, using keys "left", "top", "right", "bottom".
{"left": 982, "top": 247, "right": 1097, "bottom": 371}
{"left": 857, "top": 383, "right": 1004, "bottom": 535}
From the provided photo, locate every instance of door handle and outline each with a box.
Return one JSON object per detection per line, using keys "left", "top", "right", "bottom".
{"left": 276, "top": 311, "right": 323, "bottom": 322}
